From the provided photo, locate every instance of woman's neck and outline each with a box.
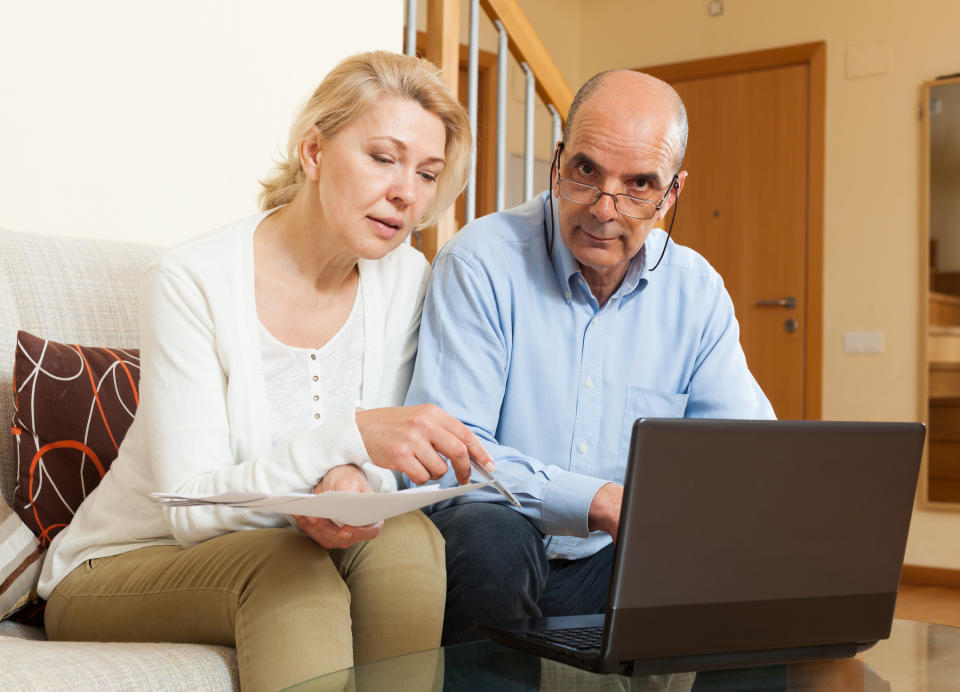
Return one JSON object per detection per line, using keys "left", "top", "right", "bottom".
{"left": 260, "top": 193, "right": 358, "bottom": 295}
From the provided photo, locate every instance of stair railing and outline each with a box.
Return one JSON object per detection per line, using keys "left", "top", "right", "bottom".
{"left": 406, "top": 0, "right": 574, "bottom": 260}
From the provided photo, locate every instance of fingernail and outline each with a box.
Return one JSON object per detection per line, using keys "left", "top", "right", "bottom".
{"left": 342, "top": 530, "right": 352, "bottom": 540}
{"left": 485, "top": 461, "right": 495, "bottom": 471}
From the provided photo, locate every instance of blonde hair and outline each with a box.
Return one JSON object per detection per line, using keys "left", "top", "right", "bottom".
{"left": 259, "top": 51, "right": 471, "bottom": 229}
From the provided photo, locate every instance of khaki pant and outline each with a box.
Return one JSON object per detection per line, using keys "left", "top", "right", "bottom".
{"left": 45, "top": 511, "right": 446, "bottom": 692}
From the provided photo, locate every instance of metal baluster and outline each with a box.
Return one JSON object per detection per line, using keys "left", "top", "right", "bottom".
{"left": 405, "top": 0, "right": 418, "bottom": 247}
{"left": 465, "top": 0, "right": 479, "bottom": 223}
{"left": 547, "top": 103, "right": 562, "bottom": 149}
{"left": 494, "top": 20, "right": 508, "bottom": 211}
{"left": 405, "top": 0, "right": 417, "bottom": 56}
{"left": 521, "top": 62, "right": 535, "bottom": 201}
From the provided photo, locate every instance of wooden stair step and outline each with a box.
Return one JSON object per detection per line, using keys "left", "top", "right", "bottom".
{"left": 929, "top": 327, "right": 960, "bottom": 363}
{"left": 930, "top": 363, "right": 960, "bottom": 398}
{"left": 931, "top": 291, "right": 960, "bottom": 327}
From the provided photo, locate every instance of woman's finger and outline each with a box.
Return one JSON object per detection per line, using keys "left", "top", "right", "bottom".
{"left": 412, "top": 434, "right": 457, "bottom": 481}
{"left": 425, "top": 425, "right": 473, "bottom": 485}
{"left": 293, "top": 514, "right": 382, "bottom": 549}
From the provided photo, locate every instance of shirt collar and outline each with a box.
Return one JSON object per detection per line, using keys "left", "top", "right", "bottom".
{"left": 544, "top": 192, "right": 651, "bottom": 304}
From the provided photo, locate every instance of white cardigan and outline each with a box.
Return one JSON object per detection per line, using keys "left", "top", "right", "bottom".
{"left": 38, "top": 211, "right": 430, "bottom": 599}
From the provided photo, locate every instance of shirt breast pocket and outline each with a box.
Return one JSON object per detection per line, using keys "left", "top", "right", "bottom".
{"left": 616, "top": 386, "right": 689, "bottom": 482}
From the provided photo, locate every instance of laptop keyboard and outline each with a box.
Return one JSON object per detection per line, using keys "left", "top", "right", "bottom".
{"left": 527, "top": 626, "right": 604, "bottom": 651}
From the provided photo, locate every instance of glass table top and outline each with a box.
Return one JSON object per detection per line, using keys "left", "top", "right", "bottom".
{"left": 286, "top": 619, "right": 960, "bottom": 691}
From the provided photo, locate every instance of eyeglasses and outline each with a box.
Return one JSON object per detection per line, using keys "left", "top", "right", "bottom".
{"left": 547, "top": 142, "right": 681, "bottom": 271}
{"left": 554, "top": 156, "right": 677, "bottom": 219}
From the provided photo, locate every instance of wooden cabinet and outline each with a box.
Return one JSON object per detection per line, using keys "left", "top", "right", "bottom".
{"left": 928, "top": 292, "right": 960, "bottom": 503}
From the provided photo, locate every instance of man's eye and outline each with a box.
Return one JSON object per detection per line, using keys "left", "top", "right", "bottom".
{"left": 576, "top": 163, "right": 593, "bottom": 176}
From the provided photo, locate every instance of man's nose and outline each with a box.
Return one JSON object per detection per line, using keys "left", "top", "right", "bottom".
{"left": 590, "top": 191, "right": 619, "bottom": 222}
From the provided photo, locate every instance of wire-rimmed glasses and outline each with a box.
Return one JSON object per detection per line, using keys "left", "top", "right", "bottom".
{"left": 555, "top": 173, "right": 678, "bottom": 220}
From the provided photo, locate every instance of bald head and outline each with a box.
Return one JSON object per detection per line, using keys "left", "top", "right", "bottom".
{"left": 564, "top": 70, "right": 688, "bottom": 173}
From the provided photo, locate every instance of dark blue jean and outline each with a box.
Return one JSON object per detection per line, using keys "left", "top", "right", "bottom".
{"left": 429, "top": 502, "right": 615, "bottom": 645}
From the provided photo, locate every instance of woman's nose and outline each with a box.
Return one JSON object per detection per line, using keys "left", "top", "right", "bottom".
{"left": 388, "top": 169, "right": 418, "bottom": 206}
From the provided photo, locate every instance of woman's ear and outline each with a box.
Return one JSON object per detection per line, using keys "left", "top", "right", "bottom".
{"left": 300, "top": 129, "right": 323, "bottom": 181}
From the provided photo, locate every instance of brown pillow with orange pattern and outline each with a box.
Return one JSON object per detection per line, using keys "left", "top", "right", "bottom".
{"left": 11, "top": 330, "right": 140, "bottom": 546}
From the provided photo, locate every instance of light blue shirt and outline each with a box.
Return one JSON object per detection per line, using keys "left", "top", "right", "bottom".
{"left": 405, "top": 192, "right": 775, "bottom": 560}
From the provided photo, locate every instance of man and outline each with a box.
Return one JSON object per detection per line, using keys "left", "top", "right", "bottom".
{"left": 405, "top": 70, "right": 774, "bottom": 644}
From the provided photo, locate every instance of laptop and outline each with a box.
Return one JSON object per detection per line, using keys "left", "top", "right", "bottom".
{"left": 479, "top": 419, "right": 925, "bottom": 675}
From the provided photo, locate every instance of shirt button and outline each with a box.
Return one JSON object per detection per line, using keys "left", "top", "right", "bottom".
{"left": 313, "top": 395, "right": 319, "bottom": 401}
{"left": 579, "top": 443, "right": 588, "bottom": 454}
{"left": 311, "top": 353, "right": 316, "bottom": 360}
{"left": 312, "top": 375, "right": 318, "bottom": 382}
{"left": 314, "top": 413, "right": 321, "bottom": 419}
{"left": 564, "top": 291, "right": 571, "bottom": 300}
{"left": 591, "top": 317, "right": 598, "bottom": 326}
{"left": 585, "top": 377, "right": 593, "bottom": 388}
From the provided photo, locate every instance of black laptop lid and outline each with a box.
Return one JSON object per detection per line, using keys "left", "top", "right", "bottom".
{"left": 604, "top": 419, "right": 924, "bottom": 665}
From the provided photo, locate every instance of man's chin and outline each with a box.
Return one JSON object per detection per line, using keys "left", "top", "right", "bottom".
{"left": 570, "top": 243, "right": 624, "bottom": 268}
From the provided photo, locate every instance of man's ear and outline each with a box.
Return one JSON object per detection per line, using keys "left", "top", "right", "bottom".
{"left": 300, "top": 128, "right": 323, "bottom": 181}
{"left": 675, "top": 170, "right": 688, "bottom": 196}
{"left": 550, "top": 141, "right": 564, "bottom": 196}
{"left": 657, "top": 170, "right": 688, "bottom": 221}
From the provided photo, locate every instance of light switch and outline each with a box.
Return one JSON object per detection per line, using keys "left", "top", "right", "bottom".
{"left": 845, "top": 42, "right": 889, "bottom": 79}
{"left": 843, "top": 331, "right": 884, "bottom": 354}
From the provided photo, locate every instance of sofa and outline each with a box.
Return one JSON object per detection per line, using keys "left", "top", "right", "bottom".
{"left": 0, "top": 228, "right": 239, "bottom": 689}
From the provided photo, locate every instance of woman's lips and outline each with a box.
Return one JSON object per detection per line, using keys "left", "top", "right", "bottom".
{"left": 367, "top": 216, "right": 402, "bottom": 239}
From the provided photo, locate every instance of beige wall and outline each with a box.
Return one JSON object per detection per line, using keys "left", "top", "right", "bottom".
{"left": 571, "top": 0, "right": 960, "bottom": 568}
{"left": 0, "top": 0, "right": 403, "bottom": 245}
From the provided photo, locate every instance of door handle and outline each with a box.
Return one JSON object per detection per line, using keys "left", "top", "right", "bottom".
{"left": 755, "top": 296, "right": 796, "bottom": 309}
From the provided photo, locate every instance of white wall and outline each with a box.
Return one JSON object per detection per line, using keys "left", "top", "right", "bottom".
{"left": 0, "top": 0, "right": 402, "bottom": 246}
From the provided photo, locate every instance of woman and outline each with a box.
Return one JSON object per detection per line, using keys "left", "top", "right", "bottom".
{"left": 37, "top": 51, "right": 488, "bottom": 691}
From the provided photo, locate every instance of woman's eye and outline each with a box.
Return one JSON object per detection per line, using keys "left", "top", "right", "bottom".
{"left": 419, "top": 171, "right": 438, "bottom": 183}
{"left": 372, "top": 154, "right": 393, "bottom": 165}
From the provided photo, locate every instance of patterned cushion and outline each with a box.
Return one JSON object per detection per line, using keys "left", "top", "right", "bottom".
{"left": 11, "top": 331, "right": 140, "bottom": 546}
{"left": 0, "top": 498, "right": 43, "bottom": 620}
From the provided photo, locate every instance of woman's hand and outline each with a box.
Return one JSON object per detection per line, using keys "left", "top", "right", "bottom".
{"left": 293, "top": 464, "right": 383, "bottom": 549}
{"left": 356, "top": 404, "right": 494, "bottom": 485}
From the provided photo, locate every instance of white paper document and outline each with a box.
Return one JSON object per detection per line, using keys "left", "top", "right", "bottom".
{"left": 150, "top": 481, "right": 492, "bottom": 526}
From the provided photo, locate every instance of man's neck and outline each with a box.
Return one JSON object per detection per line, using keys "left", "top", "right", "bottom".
{"left": 579, "top": 263, "right": 628, "bottom": 307}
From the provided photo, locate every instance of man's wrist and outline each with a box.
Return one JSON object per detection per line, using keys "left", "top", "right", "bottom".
{"left": 588, "top": 482, "right": 623, "bottom": 534}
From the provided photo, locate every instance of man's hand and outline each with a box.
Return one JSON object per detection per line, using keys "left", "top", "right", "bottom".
{"left": 588, "top": 482, "right": 624, "bottom": 543}
{"left": 293, "top": 464, "right": 383, "bottom": 550}
{"left": 356, "top": 404, "right": 494, "bottom": 485}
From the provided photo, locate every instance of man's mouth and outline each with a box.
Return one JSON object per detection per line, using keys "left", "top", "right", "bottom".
{"left": 579, "top": 226, "right": 617, "bottom": 243}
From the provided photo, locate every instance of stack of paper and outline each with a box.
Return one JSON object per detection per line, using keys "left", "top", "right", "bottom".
{"left": 150, "top": 480, "right": 492, "bottom": 526}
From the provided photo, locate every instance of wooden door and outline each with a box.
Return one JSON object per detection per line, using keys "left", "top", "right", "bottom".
{"left": 644, "top": 44, "right": 825, "bottom": 420}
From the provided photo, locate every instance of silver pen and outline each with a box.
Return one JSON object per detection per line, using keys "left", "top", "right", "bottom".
{"left": 469, "top": 456, "right": 521, "bottom": 508}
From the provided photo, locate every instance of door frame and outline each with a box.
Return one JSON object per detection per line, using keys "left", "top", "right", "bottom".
{"left": 638, "top": 42, "right": 826, "bottom": 420}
